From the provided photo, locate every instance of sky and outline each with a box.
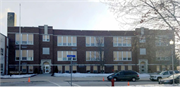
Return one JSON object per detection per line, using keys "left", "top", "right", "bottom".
{"left": 0, "top": 0, "right": 132, "bottom": 36}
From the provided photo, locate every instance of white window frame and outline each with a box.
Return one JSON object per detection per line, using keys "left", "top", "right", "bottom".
{"left": 15, "top": 50, "right": 34, "bottom": 61}
{"left": 43, "top": 48, "right": 50, "bottom": 55}
{"left": 57, "top": 36, "right": 77, "bottom": 46}
{"left": 28, "top": 66, "right": 33, "bottom": 73}
{"left": 86, "top": 51, "right": 102, "bottom": 61}
{"left": 57, "top": 51, "right": 77, "bottom": 61}
{"left": 22, "top": 66, "right": 27, "bottom": 73}
{"left": 15, "top": 33, "right": 34, "bottom": 45}
{"left": 140, "top": 48, "right": 146, "bottom": 55}
{"left": 113, "top": 51, "right": 132, "bottom": 61}
{"left": 43, "top": 35, "right": 50, "bottom": 42}
{"left": 113, "top": 36, "right": 131, "bottom": 47}
{"left": 86, "top": 36, "right": 104, "bottom": 47}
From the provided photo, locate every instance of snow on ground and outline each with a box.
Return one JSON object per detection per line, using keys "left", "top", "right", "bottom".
{"left": 54, "top": 73, "right": 150, "bottom": 79}
{"left": 54, "top": 73, "right": 112, "bottom": 77}
{"left": 0, "top": 74, "right": 36, "bottom": 79}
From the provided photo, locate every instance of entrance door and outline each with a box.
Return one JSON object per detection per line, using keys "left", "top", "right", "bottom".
{"left": 45, "top": 65, "right": 50, "bottom": 73}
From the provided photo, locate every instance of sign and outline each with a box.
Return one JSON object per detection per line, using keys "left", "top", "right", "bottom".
{"left": 67, "top": 55, "right": 75, "bottom": 57}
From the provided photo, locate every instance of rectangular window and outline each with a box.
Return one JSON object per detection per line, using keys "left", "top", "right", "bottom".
{"left": 58, "top": 66, "right": 62, "bottom": 73}
{"left": 15, "top": 34, "right": 33, "bottom": 45}
{"left": 57, "top": 36, "right": 77, "bottom": 46}
{"left": 15, "top": 50, "right": 33, "bottom": 61}
{"left": 86, "top": 66, "right": 90, "bottom": 71}
{"left": 93, "top": 66, "right": 97, "bottom": 70}
{"left": 22, "top": 66, "right": 27, "bottom": 73}
{"left": 65, "top": 66, "right": 69, "bottom": 72}
{"left": 156, "top": 50, "right": 170, "bottom": 61}
{"left": 28, "top": 66, "right": 33, "bottom": 73}
{"left": 43, "top": 48, "right": 50, "bottom": 54}
{"left": 121, "top": 66, "right": 125, "bottom": 70}
{"left": 157, "top": 65, "right": 160, "bottom": 71}
{"left": 22, "top": 50, "right": 27, "bottom": 60}
{"left": 57, "top": 51, "right": 77, "bottom": 61}
{"left": 113, "top": 37, "right": 131, "bottom": 47}
{"left": 86, "top": 51, "right": 103, "bottom": 61}
{"left": 73, "top": 66, "right": 77, "bottom": 71}
{"left": 113, "top": 51, "right": 131, "bottom": 61}
{"left": 155, "top": 35, "right": 169, "bottom": 46}
{"left": 114, "top": 65, "right": 118, "bottom": 71}
{"left": 139, "top": 36, "right": 146, "bottom": 43}
{"left": 1, "top": 48, "right": 3, "bottom": 55}
{"left": 86, "top": 36, "right": 104, "bottom": 47}
{"left": 43, "top": 35, "right": 50, "bottom": 42}
{"left": 128, "top": 65, "right": 132, "bottom": 70}
{"left": 140, "top": 48, "right": 146, "bottom": 55}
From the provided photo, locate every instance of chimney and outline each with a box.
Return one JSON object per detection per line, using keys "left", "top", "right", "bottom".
{"left": 7, "top": 12, "right": 16, "bottom": 27}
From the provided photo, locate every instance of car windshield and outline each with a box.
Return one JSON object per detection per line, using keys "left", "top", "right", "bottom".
{"left": 159, "top": 71, "right": 166, "bottom": 75}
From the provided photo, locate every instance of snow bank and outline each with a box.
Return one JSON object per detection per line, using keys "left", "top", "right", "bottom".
{"left": 54, "top": 73, "right": 150, "bottom": 78}
{"left": 0, "top": 74, "right": 36, "bottom": 79}
{"left": 54, "top": 73, "right": 112, "bottom": 77}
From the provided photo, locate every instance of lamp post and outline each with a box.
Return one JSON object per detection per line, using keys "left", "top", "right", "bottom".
{"left": 170, "top": 40, "right": 174, "bottom": 85}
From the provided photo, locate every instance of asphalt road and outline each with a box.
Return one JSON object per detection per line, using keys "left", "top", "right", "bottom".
{"left": 0, "top": 74, "right": 163, "bottom": 86}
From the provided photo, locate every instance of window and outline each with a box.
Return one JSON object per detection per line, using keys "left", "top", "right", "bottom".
{"left": 43, "top": 48, "right": 50, "bottom": 54}
{"left": 43, "top": 35, "right": 50, "bottom": 42}
{"left": 15, "top": 34, "right": 33, "bottom": 45}
{"left": 22, "top": 66, "right": 27, "bottom": 73}
{"left": 86, "top": 66, "right": 90, "bottom": 72}
{"left": 128, "top": 66, "right": 132, "bottom": 70}
{"left": 114, "top": 66, "right": 118, "bottom": 71}
{"left": 113, "top": 51, "right": 132, "bottom": 61}
{"left": 156, "top": 50, "right": 171, "bottom": 61}
{"left": 28, "top": 66, "right": 33, "bottom": 73}
{"left": 139, "top": 36, "right": 146, "bottom": 43}
{"left": 121, "top": 66, "right": 125, "bottom": 70}
{"left": 113, "top": 37, "right": 131, "bottom": 47}
{"left": 140, "top": 48, "right": 146, "bottom": 55}
{"left": 65, "top": 66, "right": 69, "bottom": 73}
{"left": 57, "top": 36, "right": 77, "bottom": 46}
{"left": 1, "top": 48, "right": 3, "bottom": 55}
{"left": 155, "top": 35, "right": 169, "bottom": 46}
{"left": 86, "top": 51, "right": 104, "bottom": 61}
{"left": 58, "top": 66, "right": 62, "bottom": 73}
{"left": 57, "top": 51, "right": 77, "bottom": 61}
{"left": 157, "top": 65, "right": 160, "bottom": 71}
{"left": 86, "top": 36, "right": 104, "bottom": 47}
{"left": 15, "top": 50, "right": 33, "bottom": 61}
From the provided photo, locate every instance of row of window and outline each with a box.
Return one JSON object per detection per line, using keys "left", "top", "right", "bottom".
{"left": 15, "top": 50, "right": 33, "bottom": 61}
{"left": 113, "top": 51, "right": 132, "bottom": 61}
{"left": 15, "top": 34, "right": 171, "bottom": 47}
{"left": 57, "top": 65, "right": 132, "bottom": 73}
{"left": 14, "top": 66, "right": 33, "bottom": 73}
{"left": 15, "top": 50, "right": 132, "bottom": 61}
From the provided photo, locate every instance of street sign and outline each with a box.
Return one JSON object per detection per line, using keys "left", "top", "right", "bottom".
{"left": 67, "top": 55, "right": 75, "bottom": 57}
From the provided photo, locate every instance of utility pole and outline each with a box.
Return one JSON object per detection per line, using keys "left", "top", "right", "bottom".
{"left": 18, "top": 3, "right": 21, "bottom": 75}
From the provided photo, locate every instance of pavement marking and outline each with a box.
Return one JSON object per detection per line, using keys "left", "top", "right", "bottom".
{"left": 72, "top": 83, "right": 81, "bottom": 87}
{"left": 47, "top": 80, "right": 62, "bottom": 87}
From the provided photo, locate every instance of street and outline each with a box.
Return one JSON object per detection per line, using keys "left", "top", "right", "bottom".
{"left": 0, "top": 74, "right": 161, "bottom": 86}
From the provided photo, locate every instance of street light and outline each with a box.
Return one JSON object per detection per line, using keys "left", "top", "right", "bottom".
{"left": 169, "top": 39, "right": 174, "bottom": 85}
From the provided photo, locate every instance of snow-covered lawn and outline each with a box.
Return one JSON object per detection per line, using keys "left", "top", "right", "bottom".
{"left": 0, "top": 74, "right": 36, "bottom": 79}
{"left": 54, "top": 73, "right": 112, "bottom": 77}
{"left": 54, "top": 73, "right": 150, "bottom": 79}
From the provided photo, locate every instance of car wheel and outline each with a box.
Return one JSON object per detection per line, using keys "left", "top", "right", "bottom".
{"left": 132, "top": 77, "right": 136, "bottom": 82}
{"left": 157, "top": 77, "right": 162, "bottom": 81}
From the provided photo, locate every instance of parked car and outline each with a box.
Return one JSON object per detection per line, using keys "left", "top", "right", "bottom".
{"left": 159, "top": 73, "right": 180, "bottom": 84}
{"left": 107, "top": 70, "right": 140, "bottom": 82}
{"left": 150, "top": 70, "right": 180, "bottom": 81}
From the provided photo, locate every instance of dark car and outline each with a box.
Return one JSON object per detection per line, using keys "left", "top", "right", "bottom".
{"left": 159, "top": 74, "right": 180, "bottom": 84}
{"left": 107, "top": 70, "right": 140, "bottom": 82}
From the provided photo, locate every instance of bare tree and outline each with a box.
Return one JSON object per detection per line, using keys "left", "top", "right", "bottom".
{"left": 96, "top": 37, "right": 105, "bottom": 73}
{"left": 103, "top": 0, "right": 180, "bottom": 41}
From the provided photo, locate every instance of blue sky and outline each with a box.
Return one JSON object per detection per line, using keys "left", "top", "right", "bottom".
{"left": 0, "top": 0, "right": 127, "bottom": 36}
